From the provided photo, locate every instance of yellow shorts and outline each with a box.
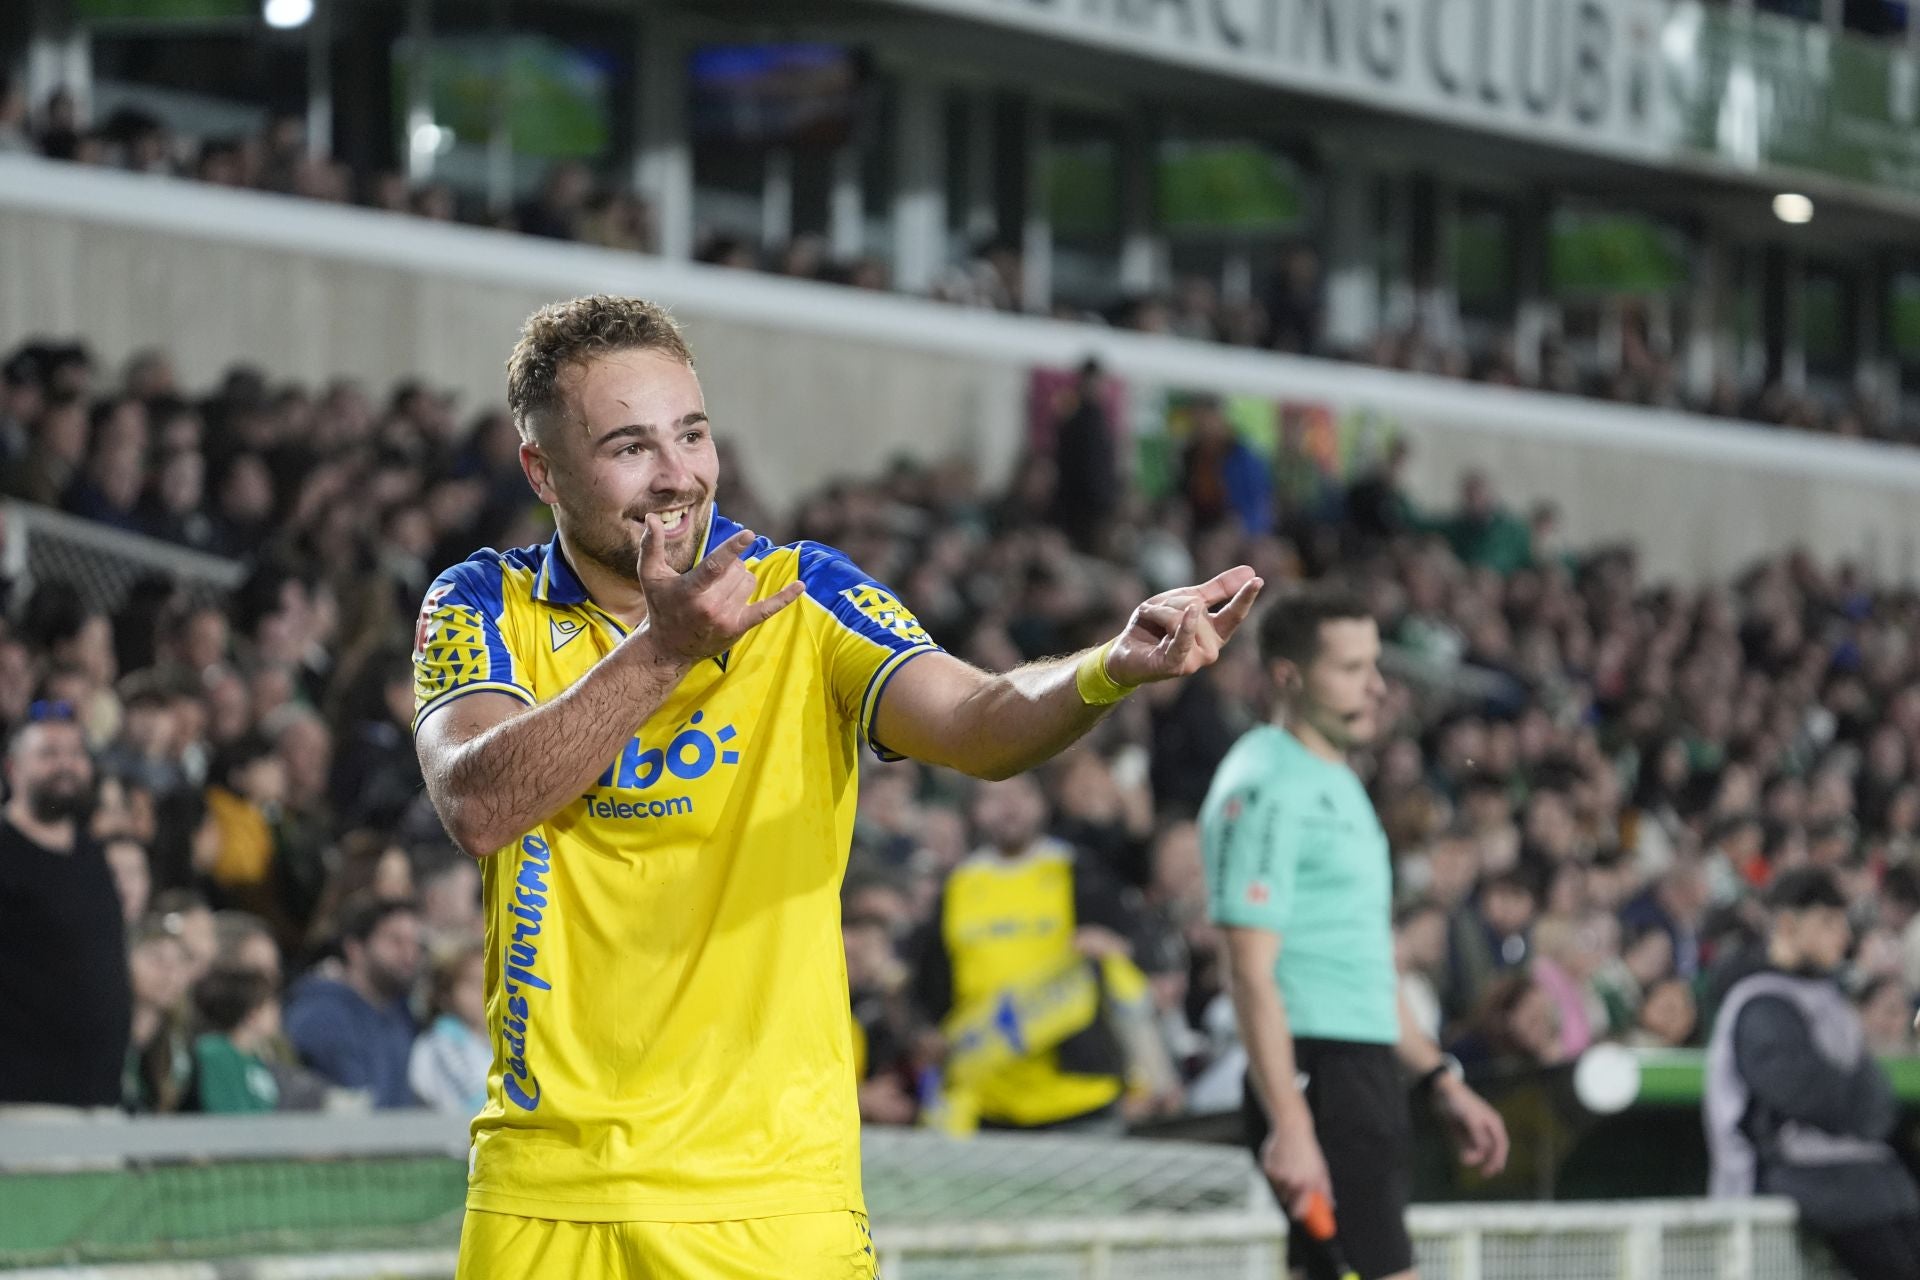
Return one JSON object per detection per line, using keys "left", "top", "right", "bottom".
{"left": 455, "top": 1207, "right": 878, "bottom": 1280}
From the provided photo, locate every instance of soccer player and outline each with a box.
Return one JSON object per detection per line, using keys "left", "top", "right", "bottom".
{"left": 1198, "top": 590, "right": 1508, "bottom": 1280}
{"left": 413, "top": 295, "right": 1262, "bottom": 1279}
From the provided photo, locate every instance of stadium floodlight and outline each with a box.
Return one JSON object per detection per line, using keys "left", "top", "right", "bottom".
{"left": 1772, "top": 193, "right": 1814, "bottom": 225}
{"left": 263, "top": 0, "right": 314, "bottom": 28}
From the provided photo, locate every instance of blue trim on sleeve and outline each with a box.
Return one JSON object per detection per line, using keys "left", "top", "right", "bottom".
{"left": 412, "top": 682, "right": 538, "bottom": 733}
{"left": 863, "top": 645, "right": 938, "bottom": 762}
{"left": 794, "top": 540, "right": 938, "bottom": 653}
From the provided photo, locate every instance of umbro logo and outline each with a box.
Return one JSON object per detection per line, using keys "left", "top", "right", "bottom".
{"left": 550, "top": 616, "right": 585, "bottom": 652}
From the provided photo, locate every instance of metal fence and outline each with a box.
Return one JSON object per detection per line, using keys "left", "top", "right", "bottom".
{"left": 0, "top": 1114, "right": 1846, "bottom": 1279}
{"left": 0, "top": 501, "right": 245, "bottom": 617}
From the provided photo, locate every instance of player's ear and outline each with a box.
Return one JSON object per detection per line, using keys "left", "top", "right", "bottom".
{"left": 520, "top": 440, "right": 558, "bottom": 505}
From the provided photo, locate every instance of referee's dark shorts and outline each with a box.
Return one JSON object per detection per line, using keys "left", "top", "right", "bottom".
{"left": 1241, "top": 1039, "right": 1414, "bottom": 1280}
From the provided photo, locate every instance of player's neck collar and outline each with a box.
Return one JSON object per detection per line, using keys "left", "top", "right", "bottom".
{"left": 533, "top": 533, "right": 590, "bottom": 606}
{"left": 704, "top": 505, "right": 740, "bottom": 558}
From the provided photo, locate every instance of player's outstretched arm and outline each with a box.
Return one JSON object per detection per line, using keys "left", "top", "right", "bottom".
{"left": 872, "top": 565, "right": 1261, "bottom": 780}
{"left": 417, "top": 520, "right": 802, "bottom": 857}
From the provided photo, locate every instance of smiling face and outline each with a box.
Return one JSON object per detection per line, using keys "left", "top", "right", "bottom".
{"left": 521, "top": 349, "right": 718, "bottom": 580}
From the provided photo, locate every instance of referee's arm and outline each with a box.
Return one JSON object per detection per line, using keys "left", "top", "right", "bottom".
{"left": 1222, "top": 924, "right": 1330, "bottom": 1218}
{"left": 1395, "top": 987, "right": 1511, "bottom": 1176}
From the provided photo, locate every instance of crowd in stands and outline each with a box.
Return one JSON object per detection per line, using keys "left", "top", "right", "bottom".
{"left": 7, "top": 78, "right": 1912, "bottom": 452}
{"left": 1, "top": 322, "right": 1918, "bottom": 1137}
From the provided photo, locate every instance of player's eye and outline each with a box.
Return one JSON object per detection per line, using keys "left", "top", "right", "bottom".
{"left": 617, "top": 443, "right": 643, "bottom": 458}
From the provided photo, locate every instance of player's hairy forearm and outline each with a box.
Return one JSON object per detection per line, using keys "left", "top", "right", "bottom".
{"left": 1230, "top": 965, "right": 1309, "bottom": 1130}
{"left": 428, "top": 632, "right": 692, "bottom": 857}
{"left": 940, "top": 651, "right": 1113, "bottom": 780}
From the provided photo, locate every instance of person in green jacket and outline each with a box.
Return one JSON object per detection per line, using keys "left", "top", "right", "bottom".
{"left": 1432, "top": 471, "right": 1533, "bottom": 577}
{"left": 190, "top": 965, "right": 281, "bottom": 1113}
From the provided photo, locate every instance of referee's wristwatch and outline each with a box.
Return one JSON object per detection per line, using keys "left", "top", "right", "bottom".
{"left": 1413, "top": 1053, "right": 1465, "bottom": 1098}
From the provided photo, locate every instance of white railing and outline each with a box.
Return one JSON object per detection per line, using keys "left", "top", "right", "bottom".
{"left": 0, "top": 1114, "right": 1843, "bottom": 1280}
{"left": 0, "top": 1201, "right": 1841, "bottom": 1280}
{"left": 0, "top": 501, "right": 246, "bottom": 616}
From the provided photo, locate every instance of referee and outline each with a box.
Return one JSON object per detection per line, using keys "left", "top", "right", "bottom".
{"left": 1200, "top": 591, "right": 1508, "bottom": 1280}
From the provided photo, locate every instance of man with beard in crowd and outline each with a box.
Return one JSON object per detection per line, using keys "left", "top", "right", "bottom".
{"left": 283, "top": 894, "right": 424, "bottom": 1107}
{"left": 0, "top": 709, "right": 130, "bottom": 1107}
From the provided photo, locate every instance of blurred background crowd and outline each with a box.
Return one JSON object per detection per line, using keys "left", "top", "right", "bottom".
{"left": 9, "top": 72, "right": 1912, "bottom": 453}
{"left": 4, "top": 326, "right": 1917, "bottom": 1130}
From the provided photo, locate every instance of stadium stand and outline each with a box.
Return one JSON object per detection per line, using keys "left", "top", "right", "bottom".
{"left": 9, "top": 0, "right": 1920, "bottom": 1274}
{"left": 10, "top": 79, "right": 1916, "bottom": 449}
{"left": 0, "top": 328, "right": 1914, "bottom": 1125}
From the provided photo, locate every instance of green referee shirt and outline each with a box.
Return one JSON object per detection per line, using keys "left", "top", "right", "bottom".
{"left": 1198, "top": 724, "right": 1399, "bottom": 1045}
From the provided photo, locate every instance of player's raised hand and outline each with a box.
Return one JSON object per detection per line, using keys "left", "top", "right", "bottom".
{"left": 1104, "top": 565, "right": 1263, "bottom": 687}
{"left": 637, "top": 516, "right": 804, "bottom": 662}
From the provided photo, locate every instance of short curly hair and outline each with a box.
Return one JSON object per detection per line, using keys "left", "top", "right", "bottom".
{"left": 506, "top": 294, "right": 694, "bottom": 442}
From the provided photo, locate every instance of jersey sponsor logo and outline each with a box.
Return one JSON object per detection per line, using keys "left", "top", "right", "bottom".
{"left": 1246, "top": 881, "right": 1271, "bottom": 906}
{"left": 587, "top": 710, "right": 740, "bottom": 819}
{"left": 840, "top": 584, "right": 932, "bottom": 646}
{"left": 585, "top": 794, "right": 694, "bottom": 821}
{"left": 501, "top": 834, "right": 553, "bottom": 1112}
{"left": 549, "top": 616, "right": 585, "bottom": 652}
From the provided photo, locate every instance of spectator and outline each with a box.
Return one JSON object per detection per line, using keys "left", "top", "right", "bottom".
{"left": 1048, "top": 359, "right": 1119, "bottom": 552}
{"left": 1857, "top": 975, "right": 1917, "bottom": 1058}
{"left": 416, "top": 854, "right": 483, "bottom": 955}
{"left": 122, "top": 914, "right": 193, "bottom": 1113}
{"left": 102, "top": 832, "right": 153, "bottom": 925}
{"left": 518, "top": 161, "right": 593, "bottom": 240}
{"left": 1178, "top": 397, "right": 1273, "bottom": 537}
{"left": 1596, "top": 923, "right": 1676, "bottom": 1036}
{"left": 910, "top": 775, "right": 1145, "bottom": 1134}
{"left": 213, "top": 910, "right": 283, "bottom": 988}
{"left": 1620, "top": 856, "right": 1710, "bottom": 980}
{"left": 1434, "top": 471, "right": 1532, "bottom": 576}
{"left": 1881, "top": 864, "right": 1920, "bottom": 993}
{"left": 1395, "top": 898, "right": 1449, "bottom": 1042}
{"left": 1708, "top": 868, "right": 1920, "bottom": 1279}
{"left": 1449, "top": 973, "right": 1562, "bottom": 1076}
{"left": 1529, "top": 913, "right": 1612, "bottom": 1059}
{"left": 1345, "top": 438, "right": 1415, "bottom": 547}
{"left": 844, "top": 911, "right": 915, "bottom": 1126}
{"left": 408, "top": 944, "right": 490, "bottom": 1115}
{"left": 284, "top": 894, "right": 422, "bottom": 1108}
{"left": 4, "top": 391, "right": 89, "bottom": 505}
{"left": 1625, "top": 976, "right": 1698, "bottom": 1049}
{"left": 0, "top": 713, "right": 131, "bottom": 1107}
{"left": 200, "top": 734, "right": 287, "bottom": 915}
{"left": 63, "top": 436, "right": 146, "bottom": 533}
{"left": 151, "top": 887, "right": 217, "bottom": 983}
{"left": 189, "top": 965, "right": 284, "bottom": 1113}
{"left": 1442, "top": 868, "right": 1536, "bottom": 1023}
{"left": 139, "top": 448, "right": 218, "bottom": 551}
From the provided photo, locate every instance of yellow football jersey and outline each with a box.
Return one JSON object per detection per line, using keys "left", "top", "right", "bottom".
{"left": 412, "top": 508, "right": 939, "bottom": 1223}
